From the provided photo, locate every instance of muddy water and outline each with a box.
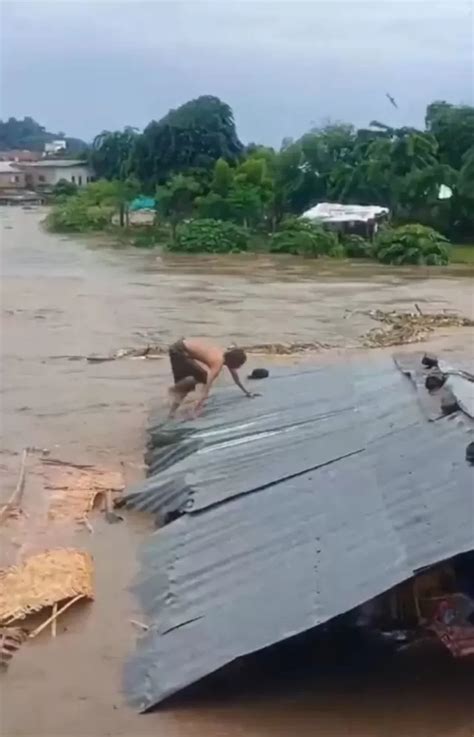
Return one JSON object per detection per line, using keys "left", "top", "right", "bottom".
{"left": 1, "top": 208, "right": 473, "bottom": 737}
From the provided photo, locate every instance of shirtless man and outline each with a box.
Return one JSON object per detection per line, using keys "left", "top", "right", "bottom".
{"left": 167, "top": 338, "right": 256, "bottom": 417}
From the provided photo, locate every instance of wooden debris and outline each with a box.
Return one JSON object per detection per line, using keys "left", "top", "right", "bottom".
{"left": 45, "top": 466, "right": 123, "bottom": 524}
{"left": 29, "top": 595, "right": 84, "bottom": 640}
{"left": 86, "top": 340, "right": 332, "bottom": 363}
{"left": 0, "top": 549, "right": 94, "bottom": 624}
{"left": 79, "top": 516, "right": 94, "bottom": 534}
{"left": 51, "top": 603, "right": 58, "bottom": 637}
{"left": 361, "top": 309, "right": 474, "bottom": 348}
{"left": 0, "top": 449, "right": 29, "bottom": 524}
{"left": 42, "top": 458, "right": 95, "bottom": 470}
{"left": 104, "top": 489, "right": 123, "bottom": 524}
{"left": 0, "top": 627, "right": 28, "bottom": 671}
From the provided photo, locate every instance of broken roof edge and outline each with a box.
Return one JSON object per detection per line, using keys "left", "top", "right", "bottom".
{"left": 126, "top": 536, "right": 474, "bottom": 712}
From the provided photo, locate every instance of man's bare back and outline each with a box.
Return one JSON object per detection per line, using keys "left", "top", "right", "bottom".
{"left": 167, "top": 338, "right": 255, "bottom": 417}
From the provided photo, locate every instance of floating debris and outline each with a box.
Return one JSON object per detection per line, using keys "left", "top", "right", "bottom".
{"left": 362, "top": 309, "right": 474, "bottom": 348}
{"left": 0, "top": 627, "right": 28, "bottom": 671}
{"left": 86, "top": 341, "right": 331, "bottom": 364}
{"left": 0, "top": 549, "right": 94, "bottom": 625}
{"left": 45, "top": 465, "right": 123, "bottom": 524}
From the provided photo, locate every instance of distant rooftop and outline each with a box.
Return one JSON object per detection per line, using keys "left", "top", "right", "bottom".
{"left": 0, "top": 150, "right": 42, "bottom": 162}
{"left": 0, "top": 161, "right": 23, "bottom": 173}
{"left": 23, "top": 159, "right": 89, "bottom": 168}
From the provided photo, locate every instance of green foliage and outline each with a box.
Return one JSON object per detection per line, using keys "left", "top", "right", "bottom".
{"left": 328, "top": 242, "right": 347, "bottom": 259}
{"left": 53, "top": 178, "right": 78, "bottom": 199}
{"left": 426, "top": 102, "right": 474, "bottom": 169}
{"left": 46, "top": 198, "right": 114, "bottom": 232}
{"left": 131, "top": 96, "right": 243, "bottom": 186}
{"left": 46, "top": 179, "right": 139, "bottom": 232}
{"left": 342, "top": 234, "right": 373, "bottom": 258}
{"left": 171, "top": 219, "right": 248, "bottom": 253}
{"left": 39, "top": 96, "right": 474, "bottom": 251}
{"left": 195, "top": 192, "right": 232, "bottom": 220}
{"left": 156, "top": 174, "right": 201, "bottom": 239}
{"left": 373, "top": 224, "right": 451, "bottom": 265}
{"left": 269, "top": 217, "right": 338, "bottom": 257}
{"left": 227, "top": 183, "right": 263, "bottom": 227}
{"left": 451, "top": 245, "right": 474, "bottom": 264}
{"left": 211, "top": 158, "right": 233, "bottom": 196}
{"left": 90, "top": 127, "right": 138, "bottom": 180}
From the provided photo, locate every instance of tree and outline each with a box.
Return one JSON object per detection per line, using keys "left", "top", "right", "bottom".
{"left": 228, "top": 183, "right": 263, "bottom": 228}
{"left": 90, "top": 127, "right": 138, "bottom": 181}
{"left": 426, "top": 101, "right": 474, "bottom": 169}
{"left": 156, "top": 174, "right": 201, "bottom": 241}
{"left": 211, "top": 158, "right": 233, "bottom": 196}
{"left": 130, "top": 96, "right": 243, "bottom": 187}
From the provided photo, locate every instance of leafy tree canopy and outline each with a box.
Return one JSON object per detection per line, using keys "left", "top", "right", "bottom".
{"left": 130, "top": 96, "right": 243, "bottom": 186}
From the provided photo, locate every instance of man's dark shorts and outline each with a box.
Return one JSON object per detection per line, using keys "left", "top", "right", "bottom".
{"left": 169, "top": 340, "right": 207, "bottom": 385}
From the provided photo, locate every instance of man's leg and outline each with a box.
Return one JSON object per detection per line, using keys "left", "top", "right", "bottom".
{"left": 168, "top": 377, "right": 197, "bottom": 418}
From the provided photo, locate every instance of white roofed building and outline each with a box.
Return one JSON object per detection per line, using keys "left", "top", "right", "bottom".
{"left": 21, "top": 159, "right": 93, "bottom": 188}
{"left": 302, "top": 202, "right": 390, "bottom": 238}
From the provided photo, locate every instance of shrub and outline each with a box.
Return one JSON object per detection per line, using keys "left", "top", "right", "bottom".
{"left": 171, "top": 218, "right": 248, "bottom": 253}
{"left": 53, "top": 178, "right": 78, "bottom": 199}
{"left": 269, "top": 217, "right": 338, "bottom": 257}
{"left": 342, "top": 234, "right": 373, "bottom": 259}
{"left": 46, "top": 197, "right": 115, "bottom": 232}
{"left": 46, "top": 179, "right": 139, "bottom": 233}
{"left": 373, "top": 224, "right": 450, "bottom": 265}
{"left": 328, "top": 242, "right": 347, "bottom": 259}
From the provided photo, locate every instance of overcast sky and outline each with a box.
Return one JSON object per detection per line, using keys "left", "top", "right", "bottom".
{"left": 1, "top": 0, "right": 473, "bottom": 146}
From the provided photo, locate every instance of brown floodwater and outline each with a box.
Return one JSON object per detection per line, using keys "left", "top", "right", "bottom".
{"left": 1, "top": 207, "right": 473, "bottom": 737}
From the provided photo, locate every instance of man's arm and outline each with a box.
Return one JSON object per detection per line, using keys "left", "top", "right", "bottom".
{"left": 228, "top": 367, "right": 257, "bottom": 397}
{"left": 193, "top": 363, "right": 222, "bottom": 413}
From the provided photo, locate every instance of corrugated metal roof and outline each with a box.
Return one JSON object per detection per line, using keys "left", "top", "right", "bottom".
{"left": 123, "top": 357, "right": 474, "bottom": 711}
{"left": 303, "top": 202, "right": 389, "bottom": 223}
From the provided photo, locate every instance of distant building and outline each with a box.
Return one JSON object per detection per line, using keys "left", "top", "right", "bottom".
{"left": 44, "top": 139, "right": 67, "bottom": 156}
{"left": 0, "top": 161, "right": 26, "bottom": 189}
{"left": 302, "top": 202, "right": 390, "bottom": 238}
{"left": 0, "top": 150, "right": 42, "bottom": 163}
{"left": 21, "top": 159, "right": 93, "bottom": 188}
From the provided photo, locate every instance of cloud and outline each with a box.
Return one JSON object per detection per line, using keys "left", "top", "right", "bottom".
{"left": 1, "top": 0, "right": 472, "bottom": 144}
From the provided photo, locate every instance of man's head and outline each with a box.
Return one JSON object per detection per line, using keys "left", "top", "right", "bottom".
{"left": 224, "top": 347, "right": 247, "bottom": 369}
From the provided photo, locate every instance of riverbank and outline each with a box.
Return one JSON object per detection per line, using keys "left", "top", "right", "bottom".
{"left": 1, "top": 206, "right": 474, "bottom": 737}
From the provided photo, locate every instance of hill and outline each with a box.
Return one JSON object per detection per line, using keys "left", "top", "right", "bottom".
{"left": 0, "top": 116, "right": 87, "bottom": 153}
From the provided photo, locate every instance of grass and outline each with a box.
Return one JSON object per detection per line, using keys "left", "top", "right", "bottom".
{"left": 451, "top": 244, "right": 474, "bottom": 264}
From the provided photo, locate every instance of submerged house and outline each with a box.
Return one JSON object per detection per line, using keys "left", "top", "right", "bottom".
{"left": 121, "top": 353, "right": 474, "bottom": 710}
{"left": 20, "top": 159, "right": 93, "bottom": 189}
{"left": 302, "top": 202, "right": 389, "bottom": 238}
{"left": 0, "top": 161, "right": 26, "bottom": 190}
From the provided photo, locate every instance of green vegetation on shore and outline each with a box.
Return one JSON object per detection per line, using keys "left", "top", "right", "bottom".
{"left": 46, "top": 95, "right": 474, "bottom": 265}
{"left": 451, "top": 245, "right": 474, "bottom": 264}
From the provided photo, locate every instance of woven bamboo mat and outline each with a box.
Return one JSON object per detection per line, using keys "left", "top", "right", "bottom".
{"left": 0, "top": 549, "right": 94, "bottom": 624}
{"left": 45, "top": 467, "right": 123, "bottom": 523}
